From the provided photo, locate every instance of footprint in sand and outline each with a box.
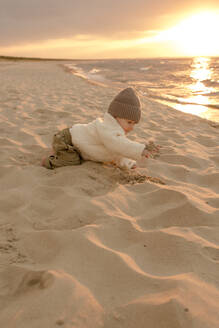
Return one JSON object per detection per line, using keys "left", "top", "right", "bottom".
{"left": 15, "top": 270, "right": 54, "bottom": 295}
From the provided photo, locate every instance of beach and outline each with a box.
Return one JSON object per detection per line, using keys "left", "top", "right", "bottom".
{"left": 0, "top": 60, "right": 219, "bottom": 328}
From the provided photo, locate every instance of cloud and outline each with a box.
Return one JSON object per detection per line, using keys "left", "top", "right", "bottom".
{"left": 1, "top": 0, "right": 218, "bottom": 47}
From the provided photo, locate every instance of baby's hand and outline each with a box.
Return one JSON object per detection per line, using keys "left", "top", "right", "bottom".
{"left": 141, "top": 149, "right": 151, "bottom": 158}
{"left": 145, "top": 141, "right": 161, "bottom": 153}
{"left": 144, "top": 141, "right": 161, "bottom": 158}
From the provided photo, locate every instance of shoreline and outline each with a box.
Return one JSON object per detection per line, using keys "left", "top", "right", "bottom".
{"left": 61, "top": 59, "right": 219, "bottom": 124}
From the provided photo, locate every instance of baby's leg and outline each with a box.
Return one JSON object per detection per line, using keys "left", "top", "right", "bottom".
{"left": 42, "top": 129, "right": 81, "bottom": 169}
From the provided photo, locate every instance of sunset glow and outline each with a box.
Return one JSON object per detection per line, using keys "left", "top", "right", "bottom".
{"left": 1, "top": 9, "right": 219, "bottom": 59}
{"left": 155, "top": 11, "right": 219, "bottom": 56}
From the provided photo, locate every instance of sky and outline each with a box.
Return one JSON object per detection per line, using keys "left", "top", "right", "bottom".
{"left": 1, "top": 0, "right": 219, "bottom": 59}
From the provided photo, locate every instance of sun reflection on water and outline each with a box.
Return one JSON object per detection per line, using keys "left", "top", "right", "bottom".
{"left": 190, "top": 57, "right": 211, "bottom": 80}
{"left": 175, "top": 57, "right": 216, "bottom": 120}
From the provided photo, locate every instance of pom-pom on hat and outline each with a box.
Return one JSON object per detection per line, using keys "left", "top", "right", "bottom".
{"left": 108, "top": 87, "right": 141, "bottom": 123}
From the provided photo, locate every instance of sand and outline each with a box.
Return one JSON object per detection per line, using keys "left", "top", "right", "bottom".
{"left": 0, "top": 60, "right": 219, "bottom": 328}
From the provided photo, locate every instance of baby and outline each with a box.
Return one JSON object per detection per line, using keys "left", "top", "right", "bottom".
{"left": 42, "top": 87, "right": 158, "bottom": 170}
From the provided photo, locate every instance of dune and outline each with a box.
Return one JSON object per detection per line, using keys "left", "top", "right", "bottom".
{"left": 0, "top": 60, "right": 218, "bottom": 328}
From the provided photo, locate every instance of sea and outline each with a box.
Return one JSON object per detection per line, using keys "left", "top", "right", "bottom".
{"left": 64, "top": 57, "right": 219, "bottom": 123}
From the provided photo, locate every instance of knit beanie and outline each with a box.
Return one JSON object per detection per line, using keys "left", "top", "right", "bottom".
{"left": 107, "top": 87, "right": 141, "bottom": 123}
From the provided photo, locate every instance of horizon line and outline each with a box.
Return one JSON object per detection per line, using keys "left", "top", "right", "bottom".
{"left": 1, "top": 54, "right": 219, "bottom": 62}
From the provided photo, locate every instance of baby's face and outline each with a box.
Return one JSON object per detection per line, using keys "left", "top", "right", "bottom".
{"left": 116, "top": 117, "right": 136, "bottom": 134}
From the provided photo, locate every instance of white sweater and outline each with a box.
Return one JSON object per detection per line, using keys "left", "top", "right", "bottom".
{"left": 69, "top": 113, "right": 145, "bottom": 169}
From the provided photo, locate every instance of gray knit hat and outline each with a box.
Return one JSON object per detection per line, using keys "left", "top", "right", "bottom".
{"left": 108, "top": 87, "right": 141, "bottom": 123}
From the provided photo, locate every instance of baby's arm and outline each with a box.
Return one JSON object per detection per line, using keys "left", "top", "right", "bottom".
{"left": 119, "top": 148, "right": 154, "bottom": 169}
{"left": 99, "top": 129, "right": 145, "bottom": 161}
{"left": 130, "top": 143, "right": 161, "bottom": 169}
{"left": 115, "top": 146, "right": 158, "bottom": 170}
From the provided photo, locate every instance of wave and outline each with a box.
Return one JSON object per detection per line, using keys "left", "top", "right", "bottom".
{"left": 145, "top": 92, "right": 219, "bottom": 110}
{"left": 140, "top": 66, "right": 151, "bottom": 71}
{"left": 63, "top": 63, "right": 108, "bottom": 86}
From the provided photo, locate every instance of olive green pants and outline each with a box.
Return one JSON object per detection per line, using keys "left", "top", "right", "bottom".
{"left": 44, "top": 128, "right": 82, "bottom": 169}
